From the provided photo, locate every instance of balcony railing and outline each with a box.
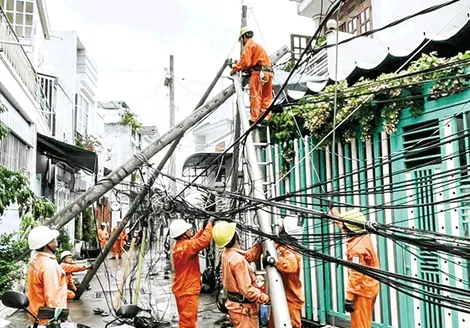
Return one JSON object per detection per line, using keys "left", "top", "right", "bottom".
{"left": 303, "top": 48, "right": 328, "bottom": 77}
{"left": 0, "top": 5, "right": 37, "bottom": 102}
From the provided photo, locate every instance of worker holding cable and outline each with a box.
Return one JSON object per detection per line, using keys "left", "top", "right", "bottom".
{"left": 331, "top": 208, "right": 380, "bottom": 328}
{"left": 231, "top": 27, "right": 273, "bottom": 123}
{"left": 169, "top": 217, "right": 214, "bottom": 328}
{"left": 264, "top": 216, "right": 305, "bottom": 328}
{"left": 59, "top": 251, "right": 92, "bottom": 300}
{"left": 213, "top": 221, "right": 269, "bottom": 328}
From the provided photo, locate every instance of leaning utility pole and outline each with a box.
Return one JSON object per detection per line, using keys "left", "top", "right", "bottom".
{"left": 233, "top": 75, "right": 292, "bottom": 328}
{"left": 168, "top": 55, "right": 177, "bottom": 195}
{"left": 73, "top": 48, "right": 288, "bottom": 298}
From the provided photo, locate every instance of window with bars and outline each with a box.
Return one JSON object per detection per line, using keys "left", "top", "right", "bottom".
{"left": 0, "top": 133, "right": 29, "bottom": 172}
{"left": 0, "top": 0, "right": 34, "bottom": 38}
{"left": 334, "top": 0, "right": 372, "bottom": 36}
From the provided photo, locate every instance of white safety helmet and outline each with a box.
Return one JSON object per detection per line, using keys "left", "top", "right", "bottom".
{"left": 60, "top": 250, "right": 73, "bottom": 260}
{"left": 169, "top": 219, "right": 193, "bottom": 239}
{"left": 279, "top": 216, "right": 303, "bottom": 240}
{"left": 28, "top": 226, "right": 60, "bottom": 250}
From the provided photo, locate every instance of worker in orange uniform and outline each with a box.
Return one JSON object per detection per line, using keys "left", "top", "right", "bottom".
{"left": 231, "top": 27, "right": 273, "bottom": 123}
{"left": 111, "top": 225, "right": 128, "bottom": 259}
{"left": 170, "top": 217, "right": 214, "bottom": 328}
{"left": 59, "top": 250, "right": 92, "bottom": 300}
{"left": 265, "top": 216, "right": 305, "bottom": 328}
{"left": 98, "top": 222, "right": 108, "bottom": 249}
{"left": 27, "top": 226, "right": 67, "bottom": 325}
{"left": 213, "top": 221, "right": 270, "bottom": 328}
{"left": 331, "top": 208, "right": 380, "bottom": 328}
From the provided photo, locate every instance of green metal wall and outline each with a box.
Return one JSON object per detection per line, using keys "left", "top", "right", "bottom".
{"left": 268, "top": 89, "right": 470, "bottom": 327}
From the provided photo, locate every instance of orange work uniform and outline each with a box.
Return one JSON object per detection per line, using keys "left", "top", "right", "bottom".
{"left": 222, "top": 247, "right": 269, "bottom": 328}
{"left": 98, "top": 228, "right": 108, "bottom": 249}
{"left": 232, "top": 38, "right": 273, "bottom": 122}
{"left": 27, "top": 252, "right": 67, "bottom": 324}
{"left": 60, "top": 262, "right": 89, "bottom": 300}
{"left": 112, "top": 227, "right": 128, "bottom": 259}
{"left": 172, "top": 224, "right": 213, "bottom": 328}
{"left": 346, "top": 234, "right": 380, "bottom": 328}
{"left": 267, "top": 244, "right": 305, "bottom": 328}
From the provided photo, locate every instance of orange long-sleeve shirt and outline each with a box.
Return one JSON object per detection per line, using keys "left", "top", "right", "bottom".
{"left": 60, "top": 262, "right": 89, "bottom": 291}
{"left": 275, "top": 244, "right": 305, "bottom": 309}
{"left": 346, "top": 234, "right": 380, "bottom": 300}
{"left": 232, "top": 38, "right": 271, "bottom": 73}
{"left": 172, "top": 224, "right": 213, "bottom": 298}
{"left": 222, "top": 247, "right": 269, "bottom": 310}
{"left": 98, "top": 229, "right": 108, "bottom": 248}
{"left": 27, "top": 252, "right": 67, "bottom": 324}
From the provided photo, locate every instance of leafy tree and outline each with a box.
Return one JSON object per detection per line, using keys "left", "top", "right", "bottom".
{"left": 0, "top": 100, "right": 58, "bottom": 294}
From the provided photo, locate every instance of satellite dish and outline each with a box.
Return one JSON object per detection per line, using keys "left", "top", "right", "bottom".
{"left": 111, "top": 202, "right": 121, "bottom": 211}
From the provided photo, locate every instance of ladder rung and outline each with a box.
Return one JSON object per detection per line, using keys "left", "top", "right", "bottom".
{"left": 262, "top": 181, "right": 273, "bottom": 185}
{"left": 257, "top": 162, "right": 271, "bottom": 165}
{"left": 253, "top": 142, "right": 269, "bottom": 147}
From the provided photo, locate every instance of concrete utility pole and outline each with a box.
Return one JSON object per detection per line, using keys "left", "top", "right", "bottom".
{"left": 233, "top": 75, "right": 292, "bottom": 328}
{"left": 72, "top": 48, "right": 288, "bottom": 298}
{"left": 75, "top": 60, "right": 230, "bottom": 298}
{"left": 230, "top": 4, "right": 247, "bottom": 195}
{"left": 169, "top": 55, "right": 177, "bottom": 195}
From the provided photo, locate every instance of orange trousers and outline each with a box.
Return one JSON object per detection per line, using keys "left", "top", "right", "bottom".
{"left": 67, "top": 289, "right": 76, "bottom": 300}
{"left": 175, "top": 294, "right": 199, "bottom": 328}
{"left": 228, "top": 308, "right": 258, "bottom": 328}
{"left": 351, "top": 296, "right": 376, "bottom": 328}
{"left": 112, "top": 241, "right": 124, "bottom": 258}
{"left": 268, "top": 306, "right": 302, "bottom": 328}
{"left": 249, "top": 71, "right": 273, "bottom": 122}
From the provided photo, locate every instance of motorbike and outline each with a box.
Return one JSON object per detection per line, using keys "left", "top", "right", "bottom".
{"left": 1, "top": 290, "right": 90, "bottom": 328}
{"left": 1, "top": 290, "right": 171, "bottom": 328}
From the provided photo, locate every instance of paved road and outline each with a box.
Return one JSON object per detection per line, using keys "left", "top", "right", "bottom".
{"left": 6, "top": 249, "right": 228, "bottom": 328}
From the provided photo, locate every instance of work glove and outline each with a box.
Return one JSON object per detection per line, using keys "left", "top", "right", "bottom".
{"left": 203, "top": 217, "right": 216, "bottom": 228}
{"left": 345, "top": 299, "right": 355, "bottom": 313}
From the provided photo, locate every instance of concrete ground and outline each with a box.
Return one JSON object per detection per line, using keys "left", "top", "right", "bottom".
{"left": 6, "top": 248, "right": 228, "bottom": 328}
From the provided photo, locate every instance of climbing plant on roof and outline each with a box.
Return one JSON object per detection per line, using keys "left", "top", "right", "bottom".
{"left": 120, "top": 108, "right": 143, "bottom": 132}
{"left": 269, "top": 50, "right": 470, "bottom": 169}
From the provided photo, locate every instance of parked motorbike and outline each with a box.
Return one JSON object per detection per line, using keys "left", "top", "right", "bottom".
{"left": 1, "top": 290, "right": 90, "bottom": 328}
{"left": 105, "top": 304, "right": 171, "bottom": 328}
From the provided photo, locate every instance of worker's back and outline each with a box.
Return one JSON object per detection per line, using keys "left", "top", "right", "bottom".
{"left": 27, "top": 252, "right": 67, "bottom": 324}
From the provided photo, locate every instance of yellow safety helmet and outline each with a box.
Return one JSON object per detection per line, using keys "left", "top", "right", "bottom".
{"left": 342, "top": 209, "right": 367, "bottom": 233}
{"left": 239, "top": 27, "right": 253, "bottom": 39}
{"left": 213, "top": 221, "right": 237, "bottom": 247}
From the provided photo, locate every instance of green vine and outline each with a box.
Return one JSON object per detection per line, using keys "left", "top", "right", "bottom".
{"left": 270, "top": 51, "right": 470, "bottom": 167}
{"left": 120, "top": 109, "right": 143, "bottom": 131}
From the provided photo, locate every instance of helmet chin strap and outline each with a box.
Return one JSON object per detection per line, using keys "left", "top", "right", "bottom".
{"left": 46, "top": 244, "right": 56, "bottom": 254}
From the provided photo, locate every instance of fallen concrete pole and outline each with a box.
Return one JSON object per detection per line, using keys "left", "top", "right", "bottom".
{"left": 234, "top": 75, "right": 292, "bottom": 328}
{"left": 45, "top": 46, "right": 288, "bottom": 232}
{"left": 75, "top": 59, "right": 230, "bottom": 299}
